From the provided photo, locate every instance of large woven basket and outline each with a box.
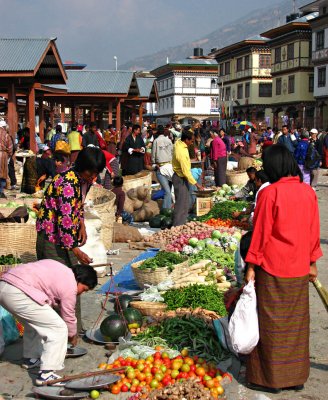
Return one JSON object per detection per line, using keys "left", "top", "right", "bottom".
{"left": 0, "top": 246, "right": 37, "bottom": 277}
{"left": 226, "top": 170, "right": 249, "bottom": 186}
{"left": 131, "top": 260, "right": 189, "bottom": 289}
{"left": 0, "top": 223, "right": 37, "bottom": 263}
{"left": 123, "top": 171, "right": 152, "bottom": 192}
{"left": 86, "top": 185, "right": 116, "bottom": 249}
{"left": 130, "top": 301, "right": 167, "bottom": 317}
{"left": 238, "top": 156, "right": 255, "bottom": 171}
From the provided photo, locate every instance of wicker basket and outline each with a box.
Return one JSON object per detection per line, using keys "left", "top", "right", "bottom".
{"left": 86, "top": 185, "right": 116, "bottom": 249}
{"left": 0, "top": 223, "right": 37, "bottom": 263}
{"left": 131, "top": 260, "right": 188, "bottom": 289}
{"left": 238, "top": 156, "right": 255, "bottom": 171}
{"left": 123, "top": 171, "right": 152, "bottom": 192}
{"left": 0, "top": 250, "right": 37, "bottom": 277}
{"left": 130, "top": 301, "right": 167, "bottom": 317}
{"left": 226, "top": 170, "right": 249, "bottom": 186}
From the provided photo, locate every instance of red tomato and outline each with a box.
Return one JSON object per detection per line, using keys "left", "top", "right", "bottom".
{"left": 190, "top": 365, "right": 196, "bottom": 372}
{"left": 180, "top": 372, "right": 188, "bottom": 379}
{"left": 196, "top": 367, "right": 206, "bottom": 377}
{"left": 154, "top": 352, "right": 161, "bottom": 360}
{"left": 162, "top": 376, "right": 171, "bottom": 386}
{"left": 121, "top": 384, "right": 129, "bottom": 392}
{"left": 222, "top": 372, "right": 233, "bottom": 382}
{"left": 151, "top": 367, "right": 159, "bottom": 375}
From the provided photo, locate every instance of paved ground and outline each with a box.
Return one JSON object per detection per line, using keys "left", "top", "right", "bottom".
{"left": 1, "top": 171, "right": 327, "bottom": 399}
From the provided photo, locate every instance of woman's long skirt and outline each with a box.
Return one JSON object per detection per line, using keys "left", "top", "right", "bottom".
{"left": 247, "top": 268, "right": 310, "bottom": 389}
{"left": 214, "top": 156, "right": 227, "bottom": 187}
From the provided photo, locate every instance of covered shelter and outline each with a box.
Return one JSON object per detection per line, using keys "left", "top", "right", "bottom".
{"left": 0, "top": 37, "right": 67, "bottom": 151}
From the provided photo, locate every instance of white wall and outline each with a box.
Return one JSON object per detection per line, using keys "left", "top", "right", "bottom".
{"left": 314, "top": 65, "right": 328, "bottom": 98}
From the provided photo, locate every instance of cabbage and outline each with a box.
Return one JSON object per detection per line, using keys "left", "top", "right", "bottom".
{"left": 211, "top": 230, "right": 222, "bottom": 240}
{"left": 188, "top": 238, "right": 199, "bottom": 247}
{"left": 218, "top": 190, "right": 226, "bottom": 196}
{"left": 222, "top": 184, "right": 230, "bottom": 191}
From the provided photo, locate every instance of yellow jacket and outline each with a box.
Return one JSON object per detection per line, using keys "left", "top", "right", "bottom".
{"left": 172, "top": 140, "right": 196, "bottom": 185}
{"left": 68, "top": 131, "right": 82, "bottom": 151}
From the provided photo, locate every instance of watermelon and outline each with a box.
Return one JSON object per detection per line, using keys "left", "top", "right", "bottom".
{"left": 149, "top": 214, "right": 165, "bottom": 228}
{"left": 160, "top": 217, "right": 172, "bottom": 230}
{"left": 160, "top": 208, "right": 174, "bottom": 218}
{"left": 123, "top": 308, "right": 143, "bottom": 328}
{"left": 114, "top": 294, "right": 133, "bottom": 313}
{"left": 100, "top": 314, "right": 127, "bottom": 341}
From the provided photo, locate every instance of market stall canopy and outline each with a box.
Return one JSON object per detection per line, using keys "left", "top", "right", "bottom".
{"left": 0, "top": 38, "right": 67, "bottom": 85}
{"left": 136, "top": 77, "right": 157, "bottom": 101}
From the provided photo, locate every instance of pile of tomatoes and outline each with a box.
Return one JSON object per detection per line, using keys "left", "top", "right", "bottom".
{"left": 98, "top": 348, "right": 231, "bottom": 398}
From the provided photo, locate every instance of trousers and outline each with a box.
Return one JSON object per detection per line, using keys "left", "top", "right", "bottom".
{"left": 0, "top": 282, "right": 68, "bottom": 371}
{"left": 156, "top": 170, "right": 172, "bottom": 209}
{"left": 172, "top": 173, "right": 189, "bottom": 226}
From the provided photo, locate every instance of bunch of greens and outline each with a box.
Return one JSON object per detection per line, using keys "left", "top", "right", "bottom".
{"left": 189, "top": 247, "right": 235, "bottom": 270}
{"left": 139, "top": 251, "right": 187, "bottom": 272}
{"left": 198, "top": 200, "right": 248, "bottom": 222}
{"left": 0, "top": 254, "right": 21, "bottom": 265}
{"left": 163, "top": 284, "right": 227, "bottom": 316}
{"left": 135, "top": 315, "right": 229, "bottom": 363}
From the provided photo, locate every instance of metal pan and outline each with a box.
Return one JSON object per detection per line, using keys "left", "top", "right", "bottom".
{"left": 65, "top": 374, "right": 120, "bottom": 390}
{"left": 85, "top": 328, "right": 118, "bottom": 345}
{"left": 65, "top": 346, "right": 88, "bottom": 358}
{"left": 32, "top": 386, "right": 89, "bottom": 400}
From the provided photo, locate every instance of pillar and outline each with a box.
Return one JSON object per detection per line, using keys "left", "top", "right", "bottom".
{"left": 60, "top": 105, "right": 65, "bottom": 123}
{"left": 108, "top": 101, "right": 113, "bottom": 125}
{"left": 116, "top": 101, "right": 121, "bottom": 133}
{"left": 139, "top": 103, "right": 144, "bottom": 126}
{"left": 38, "top": 97, "right": 45, "bottom": 142}
{"left": 49, "top": 102, "right": 54, "bottom": 126}
{"left": 71, "top": 104, "right": 76, "bottom": 125}
{"left": 28, "top": 87, "right": 37, "bottom": 153}
{"left": 132, "top": 108, "right": 137, "bottom": 123}
{"left": 7, "top": 82, "right": 17, "bottom": 138}
{"left": 90, "top": 106, "right": 95, "bottom": 122}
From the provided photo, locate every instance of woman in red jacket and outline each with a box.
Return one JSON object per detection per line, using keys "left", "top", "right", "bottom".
{"left": 245, "top": 144, "right": 322, "bottom": 394}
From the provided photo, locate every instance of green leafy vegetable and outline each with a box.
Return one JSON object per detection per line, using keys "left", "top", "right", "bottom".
{"left": 0, "top": 254, "right": 21, "bottom": 265}
{"left": 189, "top": 247, "right": 235, "bottom": 271}
{"left": 139, "top": 251, "right": 187, "bottom": 272}
{"left": 198, "top": 200, "right": 248, "bottom": 222}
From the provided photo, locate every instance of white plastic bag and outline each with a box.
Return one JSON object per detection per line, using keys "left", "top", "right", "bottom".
{"left": 228, "top": 280, "right": 259, "bottom": 354}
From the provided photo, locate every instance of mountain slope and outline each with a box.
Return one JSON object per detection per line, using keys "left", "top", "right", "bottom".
{"left": 120, "top": 0, "right": 309, "bottom": 71}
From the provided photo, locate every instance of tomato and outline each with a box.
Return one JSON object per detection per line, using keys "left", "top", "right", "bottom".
{"left": 210, "top": 387, "right": 219, "bottom": 398}
{"left": 171, "top": 370, "right": 179, "bottom": 379}
{"left": 181, "top": 364, "right": 190, "bottom": 373}
{"left": 130, "top": 385, "right": 137, "bottom": 393}
{"left": 183, "top": 357, "right": 194, "bottom": 366}
{"left": 138, "top": 372, "right": 146, "bottom": 382}
{"left": 121, "top": 384, "right": 129, "bottom": 392}
{"left": 171, "top": 360, "right": 183, "bottom": 371}
{"left": 162, "top": 376, "right": 171, "bottom": 386}
{"left": 151, "top": 367, "right": 159, "bottom": 375}
{"left": 155, "top": 345, "right": 163, "bottom": 351}
{"left": 154, "top": 360, "right": 162, "bottom": 367}
{"left": 154, "top": 352, "right": 161, "bottom": 360}
{"left": 198, "top": 357, "right": 205, "bottom": 364}
{"left": 146, "top": 356, "right": 154, "bottom": 363}
{"left": 196, "top": 367, "right": 206, "bottom": 377}
{"left": 222, "top": 372, "right": 233, "bottom": 382}
{"left": 111, "top": 385, "right": 121, "bottom": 394}
{"left": 120, "top": 360, "right": 127, "bottom": 366}
{"left": 160, "top": 365, "right": 167, "bottom": 373}
{"left": 132, "top": 378, "right": 140, "bottom": 386}
{"left": 161, "top": 351, "right": 169, "bottom": 359}
{"left": 127, "top": 370, "right": 136, "bottom": 380}
{"left": 136, "top": 385, "right": 143, "bottom": 392}
{"left": 145, "top": 376, "right": 152, "bottom": 384}
{"left": 154, "top": 372, "right": 164, "bottom": 382}
{"left": 205, "top": 379, "right": 215, "bottom": 389}
{"left": 208, "top": 370, "right": 216, "bottom": 378}
{"left": 150, "top": 379, "right": 159, "bottom": 389}
{"left": 188, "top": 372, "right": 197, "bottom": 379}
{"left": 217, "top": 385, "right": 224, "bottom": 395}
{"left": 190, "top": 365, "right": 196, "bottom": 372}
{"left": 137, "top": 363, "right": 145, "bottom": 371}
{"left": 98, "top": 362, "right": 107, "bottom": 370}
{"left": 180, "top": 372, "right": 188, "bottom": 379}
{"left": 181, "top": 348, "right": 189, "bottom": 357}
{"left": 143, "top": 366, "right": 151, "bottom": 374}
{"left": 175, "top": 355, "right": 183, "bottom": 360}
{"left": 203, "top": 375, "right": 211, "bottom": 381}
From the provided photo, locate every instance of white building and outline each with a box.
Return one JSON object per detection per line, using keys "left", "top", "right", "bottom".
{"left": 151, "top": 57, "right": 220, "bottom": 125}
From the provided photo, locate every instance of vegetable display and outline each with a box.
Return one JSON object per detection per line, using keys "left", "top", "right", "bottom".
{"left": 188, "top": 247, "right": 235, "bottom": 271}
{"left": 205, "top": 217, "right": 249, "bottom": 230}
{"left": 0, "top": 254, "right": 21, "bottom": 265}
{"left": 138, "top": 252, "right": 186, "bottom": 272}
{"left": 198, "top": 200, "right": 248, "bottom": 222}
{"left": 162, "top": 284, "right": 227, "bottom": 316}
{"left": 134, "top": 316, "right": 229, "bottom": 364}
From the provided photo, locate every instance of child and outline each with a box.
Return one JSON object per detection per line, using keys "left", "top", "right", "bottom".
{"left": 111, "top": 176, "right": 133, "bottom": 225}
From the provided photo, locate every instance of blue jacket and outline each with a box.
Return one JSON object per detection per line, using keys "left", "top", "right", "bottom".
{"left": 294, "top": 140, "right": 309, "bottom": 165}
{"left": 277, "top": 134, "right": 298, "bottom": 153}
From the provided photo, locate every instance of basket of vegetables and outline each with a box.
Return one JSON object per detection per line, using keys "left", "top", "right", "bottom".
{"left": 0, "top": 253, "right": 22, "bottom": 276}
{"left": 131, "top": 251, "right": 188, "bottom": 288}
{"left": 129, "top": 301, "right": 168, "bottom": 317}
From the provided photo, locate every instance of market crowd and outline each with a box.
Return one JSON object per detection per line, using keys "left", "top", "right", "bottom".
{"left": 0, "top": 117, "right": 324, "bottom": 391}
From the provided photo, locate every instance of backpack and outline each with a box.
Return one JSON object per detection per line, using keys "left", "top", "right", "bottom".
{"left": 304, "top": 142, "right": 321, "bottom": 170}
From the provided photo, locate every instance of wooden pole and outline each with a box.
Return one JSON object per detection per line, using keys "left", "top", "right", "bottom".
{"left": 28, "top": 87, "right": 37, "bottom": 153}
{"left": 61, "top": 105, "right": 65, "bottom": 123}
{"left": 90, "top": 106, "right": 95, "bottom": 122}
{"left": 139, "top": 102, "right": 144, "bottom": 126}
{"left": 116, "top": 100, "right": 121, "bottom": 133}
{"left": 108, "top": 101, "right": 113, "bottom": 124}
{"left": 38, "top": 97, "right": 45, "bottom": 142}
{"left": 7, "top": 82, "right": 17, "bottom": 138}
{"left": 49, "top": 102, "right": 54, "bottom": 126}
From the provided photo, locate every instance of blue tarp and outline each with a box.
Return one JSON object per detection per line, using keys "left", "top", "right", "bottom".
{"left": 98, "top": 249, "right": 159, "bottom": 294}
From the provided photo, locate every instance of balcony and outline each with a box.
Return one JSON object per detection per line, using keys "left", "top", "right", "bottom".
{"left": 271, "top": 58, "right": 310, "bottom": 73}
{"left": 312, "top": 48, "right": 328, "bottom": 63}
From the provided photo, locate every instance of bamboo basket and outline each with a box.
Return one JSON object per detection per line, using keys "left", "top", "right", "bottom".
{"left": 86, "top": 185, "right": 116, "bottom": 249}
{"left": 123, "top": 171, "right": 152, "bottom": 192}
{"left": 131, "top": 260, "right": 188, "bottom": 289}
{"left": 130, "top": 301, "right": 168, "bottom": 317}
{"left": 0, "top": 223, "right": 37, "bottom": 264}
{"left": 226, "top": 170, "right": 249, "bottom": 186}
{"left": 238, "top": 156, "right": 254, "bottom": 171}
{"left": 0, "top": 249, "right": 37, "bottom": 277}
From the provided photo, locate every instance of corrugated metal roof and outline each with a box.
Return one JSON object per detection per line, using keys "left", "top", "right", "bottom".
{"left": 245, "top": 35, "right": 269, "bottom": 42}
{"left": 136, "top": 77, "right": 156, "bottom": 97}
{"left": 0, "top": 38, "right": 52, "bottom": 71}
{"left": 64, "top": 70, "right": 134, "bottom": 94}
{"left": 171, "top": 59, "right": 218, "bottom": 66}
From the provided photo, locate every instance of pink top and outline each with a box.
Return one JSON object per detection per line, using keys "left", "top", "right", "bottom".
{"left": 210, "top": 136, "right": 227, "bottom": 160}
{"left": 1, "top": 260, "right": 77, "bottom": 336}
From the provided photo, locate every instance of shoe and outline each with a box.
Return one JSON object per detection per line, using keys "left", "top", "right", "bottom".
{"left": 0, "top": 193, "right": 6, "bottom": 198}
{"left": 35, "top": 371, "right": 65, "bottom": 386}
{"left": 247, "top": 383, "right": 282, "bottom": 394}
{"left": 10, "top": 185, "right": 19, "bottom": 190}
{"left": 284, "top": 384, "right": 304, "bottom": 391}
{"left": 22, "top": 358, "right": 41, "bottom": 370}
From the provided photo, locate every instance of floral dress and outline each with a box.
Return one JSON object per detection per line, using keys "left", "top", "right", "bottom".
{"left": 36, "top": 169, "right": 86, "bottom": 249}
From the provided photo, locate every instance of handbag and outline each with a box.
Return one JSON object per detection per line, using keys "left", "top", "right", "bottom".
{"left": 228, "top": 280, "right": 259, "bottom": 354}
{"left": 55, "top": 140, "right": 71, "bottom": 155}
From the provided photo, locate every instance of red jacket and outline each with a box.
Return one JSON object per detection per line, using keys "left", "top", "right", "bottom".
{"left": 246, "top": 176, "right": 322, "bottom": 278}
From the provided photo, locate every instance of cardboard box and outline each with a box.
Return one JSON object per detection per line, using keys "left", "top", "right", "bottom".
{"left": 196, "top": 197, "right": 212, "bottom": 217}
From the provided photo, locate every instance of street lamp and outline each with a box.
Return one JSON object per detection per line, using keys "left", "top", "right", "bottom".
{"left": 114, "top": 56, "right": 118, "bottom": 71}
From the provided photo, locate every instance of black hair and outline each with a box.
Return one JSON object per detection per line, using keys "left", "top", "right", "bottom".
{"left": 71, "top": 124, "right": 77, "bottom": 130}
{"left": 53, "top": 152, "right": 66, "bottom": 163}
{"left": 240, "top": 231, "right": 253, "bottom": 262}
{"left": 132, "top": 124, "right": 141, "bottom": 132}
{"left": 157, "top": 125, "right": 165, "bottom": 135}
{"left": 113, "top": 176, "right": 123, "bottom": 187}
{"left": 282, "top": 125, "right": 288, "bottom": 129}
{"left": 55, "top": 124, "right": 62, "bottom": 133}
{"left": 219, "top": 128, "right": 226, "bottom": 133}
{"left": 246, "top": 166, "right": 257, "bottom": 174}
{"left": 108, "top": 124, "right": 113, "bottom": 129}
{"left": 126, "top": 122, "right": 133, "bottom": 129}
{"left": 267, "top": 126, "right": 271, "bottom": 130}
{"left": 181, "top": 130, "right": 193, "bottom": 141}
{"left": 251, "top": 127, "right": 256, "bottom": 132}
{"left": 74, "top": 147, "right": 106, "bottom": 174}
{"left": 71, "top": 264, "right": 98, "bottom": 289}
{"left": 262, "top": 144, "right": 303, "bottom": 183}
{"left": 255, "top": 169, "right": 269, "bottom": 184}
{"left": 90, "top": 122, "right": 97, "bottom": 129}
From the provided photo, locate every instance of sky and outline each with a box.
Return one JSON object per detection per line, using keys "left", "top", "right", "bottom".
{"left": 0, "top": 0, "right": 283, "bottom": 69}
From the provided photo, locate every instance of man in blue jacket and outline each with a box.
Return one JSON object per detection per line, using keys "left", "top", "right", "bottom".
{"left": 277, "top": 125, "right": 298, "bottom": 153}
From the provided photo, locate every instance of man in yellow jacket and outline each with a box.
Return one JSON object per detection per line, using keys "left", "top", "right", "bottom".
{"left": 67, "top": 124, "right": 82, "bottom": 163}
{"left": 172, "top": 129, "right": 203, "bottom": 226}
